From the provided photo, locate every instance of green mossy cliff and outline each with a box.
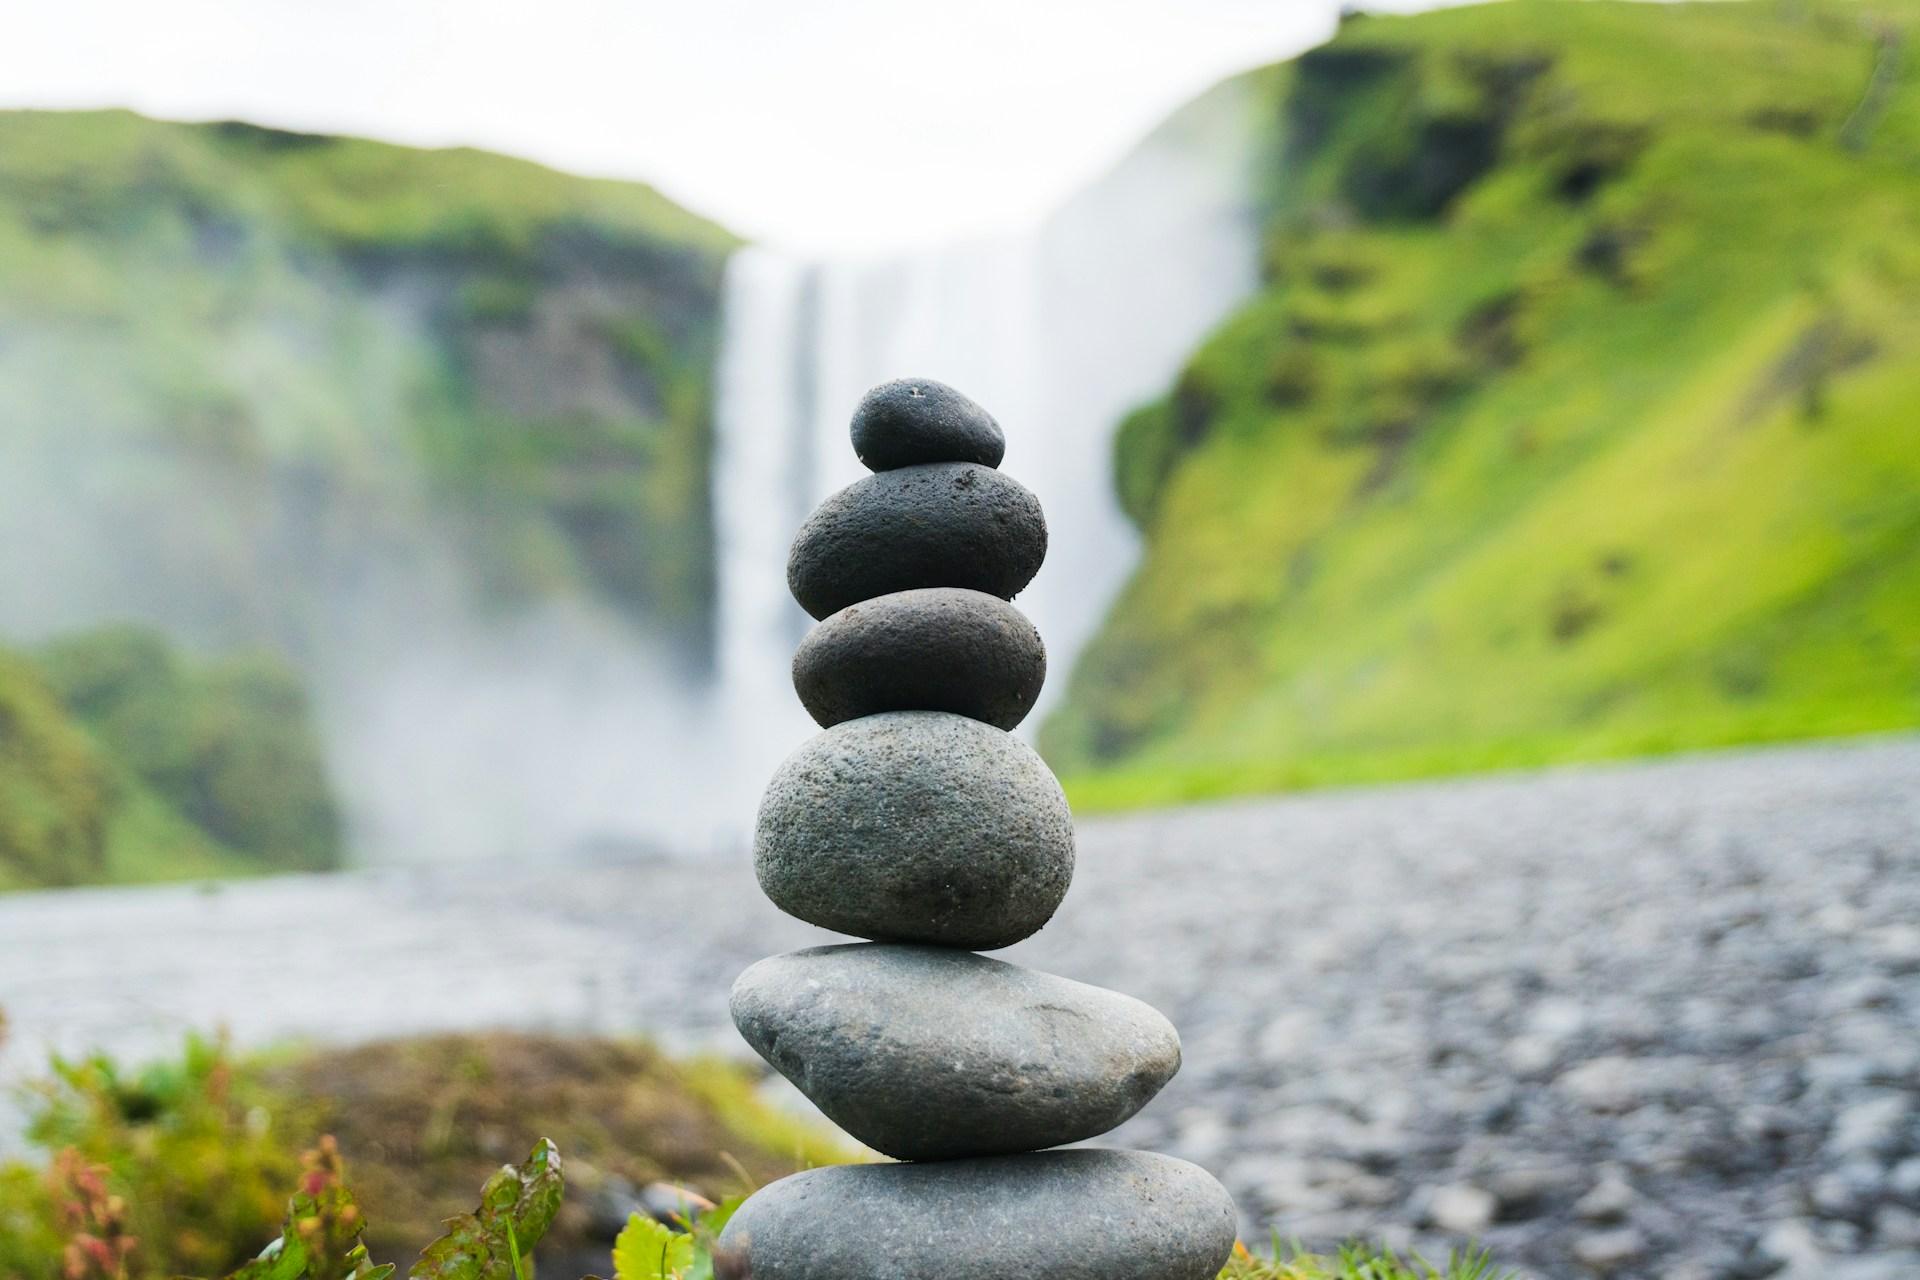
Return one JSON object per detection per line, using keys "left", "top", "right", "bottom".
{"left": 1046, "top": 0, "right": 1920, "bottom": 805}
{"left": 0, "top": 647, "right": 115, "bottom": 890}
{"left": 0, "top": 110, "right": 736, "bottom": 656}
{"left": 0, "top": 625, "right": 338, "bottom": 890}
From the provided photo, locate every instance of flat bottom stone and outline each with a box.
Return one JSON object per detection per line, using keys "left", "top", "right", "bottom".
{"left": 715, "top": 1148, "right": 1237, "bottom": 1280}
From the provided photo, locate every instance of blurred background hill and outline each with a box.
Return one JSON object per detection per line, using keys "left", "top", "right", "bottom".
{"left": 0, "top": 109, "right": 732, "bottom": 649}
{"left": 0, "top": 0, "right": 1916, "bottom": 887}
{"left": 1046, "top": 0, "right": 1920, "bottom": 804}
{"left": 0, "top": 112, "right": 742, "bottom": 877}
{"left": 0, "top": 624, "right": 335, "bottom": 889}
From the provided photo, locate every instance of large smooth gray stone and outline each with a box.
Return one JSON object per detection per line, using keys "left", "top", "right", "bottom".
{"left": 793, "top": 588, "right": 1046, "bottom": 731}
{"left": 716, "top": 1149, "right": 1237, "bottom": 1280}
{"left": 754, "top": 711, "right": 1072, "bottom": 949}
{"left": 850, "top": 377, "right": 1006, "bottom": 471}
{"left": 786, "top": 463, "right": 1046, "bottom": 620}
{"left": 729, "top": 944, "right": 1180, "bottom": 1160}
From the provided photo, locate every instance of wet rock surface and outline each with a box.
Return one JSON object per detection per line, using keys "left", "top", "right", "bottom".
{"left": 730, "top": 943, "right": 1180, "bottom": 1160}
{"left": 716, "top": 1149, "right": 1237, "bottom": 1280}
{"left": 850, "top": 376, "right": 1006, "bottom": 472}
{"left": 785, "top": 463, "right": 1046, "bottom": 619}
{"left": 792, "top": 587, "right": 1046, "bottom": 730}
{"left": 5, "top": 736, "right": 1917, "bottom": 1279}
{"left": 754, "top": 711, "right": 1074, "bottom": 949}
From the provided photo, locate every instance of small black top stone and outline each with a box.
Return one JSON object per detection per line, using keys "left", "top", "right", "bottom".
{"left": 850, "top": 378, "right": 1006, "bottom": 471}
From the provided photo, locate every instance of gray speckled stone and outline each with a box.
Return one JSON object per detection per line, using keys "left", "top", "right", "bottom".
{"left": 716, "top": 1149, "right": 1236, "bottom": 1280}
{"left": 851, "top": 377, "right": 1005, "bottom": 471}
{"left": 754, "top": 711, "right": 1072, "bottom": 949}
{"left": 786, "top": 463, "right": 1046, "bottom": 620}
{"left": 793, "top": 588, "right": 1046, "bottom": 730}
{"left": 729, "top": 943, "right": 1179, "bottom": 1160}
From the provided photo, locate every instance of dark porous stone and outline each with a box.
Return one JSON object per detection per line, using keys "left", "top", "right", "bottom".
{"left": 786, "top": 463, "right": 1045, "bottom": 620}
{"left": 754, "top": 711, "right": 1072, "bottom": 948}
{"left": 729, "top": 943, "right": 1179, "bottom": 1160}
{"left": 793, "top": 588, "right": 1046, "bottom": 730}
{"left": 850, "top": 376, "right": 1005, "bottom": 471}
{"left": 716, "top": 1149, "right": 1236, "bottom": 1280}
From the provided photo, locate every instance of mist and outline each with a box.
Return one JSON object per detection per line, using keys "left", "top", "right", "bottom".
{"left": 0, "top": 67, "right": 1262, "bottom": 869}
{"left": 709, "top": 67, "right": 1266, "bottom": 799}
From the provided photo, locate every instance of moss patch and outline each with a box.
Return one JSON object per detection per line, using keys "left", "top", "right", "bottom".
{"left": 265, "top": 1033, "right": 852, "bottom": 1264}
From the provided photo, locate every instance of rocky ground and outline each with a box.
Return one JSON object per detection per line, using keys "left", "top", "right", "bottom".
{"left": 2, "top": 736, "right": 1917, "bottom": 1280}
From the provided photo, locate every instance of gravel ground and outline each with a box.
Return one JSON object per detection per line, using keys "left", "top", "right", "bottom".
{"left": 2, "top": 735, "right": 1917, "bottom": 1280}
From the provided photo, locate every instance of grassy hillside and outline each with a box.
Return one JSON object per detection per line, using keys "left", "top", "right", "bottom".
{"left": 0, "top": 647, "right": 117, "bottom": 890}
{"left": 1045, "top": 0, "right": 1920, "bottom": 806}
{"left": 0, "top": 626, "right": 338, "bottom": 891}
{"left": 0, "top": 110, "right": 736, "bottom": 657}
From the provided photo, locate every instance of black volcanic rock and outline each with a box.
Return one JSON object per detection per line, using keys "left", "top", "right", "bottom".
{"left": 850, "top": 377, "right": 1006, "bottom": 471}
{"left": 786, "top": 463, "right": 1046, "bottom": 620}
{"left": 793, "top": 587, "right": 1046, "bottom": 730}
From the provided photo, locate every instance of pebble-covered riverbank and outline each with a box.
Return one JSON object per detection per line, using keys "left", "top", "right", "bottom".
{"left": 2, "top": 736, "right": 1916, "bottom": 1280}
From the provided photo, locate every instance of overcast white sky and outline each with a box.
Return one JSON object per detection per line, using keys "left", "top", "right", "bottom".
{"left": 2, "top": 1, "right": 1457, "bottom": 252}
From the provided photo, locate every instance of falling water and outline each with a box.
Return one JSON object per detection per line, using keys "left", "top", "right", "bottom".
{"left": 0, "top": 75, "right": 1264, "bottom": 868}
{"left": 710, "top": 73, "right": 1264, "bottom": 789}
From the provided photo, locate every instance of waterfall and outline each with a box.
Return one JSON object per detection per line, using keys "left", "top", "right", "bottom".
{"left": 0, "top": 73, "right": 1263, "bottom": 871}
{"left": 710, "top": 72, "right": 1264, "bottom": 789}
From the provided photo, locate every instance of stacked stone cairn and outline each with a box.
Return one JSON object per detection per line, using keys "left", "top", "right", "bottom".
{"left": 717, "top": 378, "right": 1238, "bottom": 1280}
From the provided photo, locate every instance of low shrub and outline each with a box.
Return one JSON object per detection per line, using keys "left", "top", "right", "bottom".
{"left": 0, "top": 1033, "right": 1513, "bottom": 1280}
{"left": 0, "top": 1033, "right": 842, "bottom": 1276}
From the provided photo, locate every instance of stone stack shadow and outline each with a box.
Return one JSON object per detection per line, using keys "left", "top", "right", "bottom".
{"left": 718, "top": 378, "right": 1238, "bottom": 1280}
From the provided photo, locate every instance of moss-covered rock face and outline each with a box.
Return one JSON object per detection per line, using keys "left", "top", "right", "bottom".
{"left": 1046, "top": 0, "right": 1920, "bottom": 804}
{"left": 0, "top": 623, "right": 340, "bottom": 889}
{"left": 0, "top": 650, "right": 113, "bottom": 889}
{"left": 37, "top": 625, "right": 341, "bottom": 875}
{"left": 0, "top": 109, "right": 735, "bottom": 660}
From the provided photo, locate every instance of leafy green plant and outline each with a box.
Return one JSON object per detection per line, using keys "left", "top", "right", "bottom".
{"left": 48, "top": 1152, "right": 137, "bottom": 1280}
{"left": 193, "top": 1138, "right": 567, "bottom": 1280}
{"left": 22, "top": 1033, "right": 306, "bottom": 1277}
{"left": 610, "top": 1195, "right": 739, "bottom": 1280}
{"left": 611, "top": 1214, "right": 692, "bottom": 1280}
{"left": 1221, "top": 1238, "right": 1515, "bottom": 1280}
{"left": 225, "top": 1139, "right": 390, "bottom": 1280}
{"left": 407, "top": 1139, "right": 561, "bottom": 1280}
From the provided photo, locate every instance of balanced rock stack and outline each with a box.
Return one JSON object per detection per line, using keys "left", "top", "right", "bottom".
{"left": 718, "top": 378, "right": 1238, "bottom": 1280}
